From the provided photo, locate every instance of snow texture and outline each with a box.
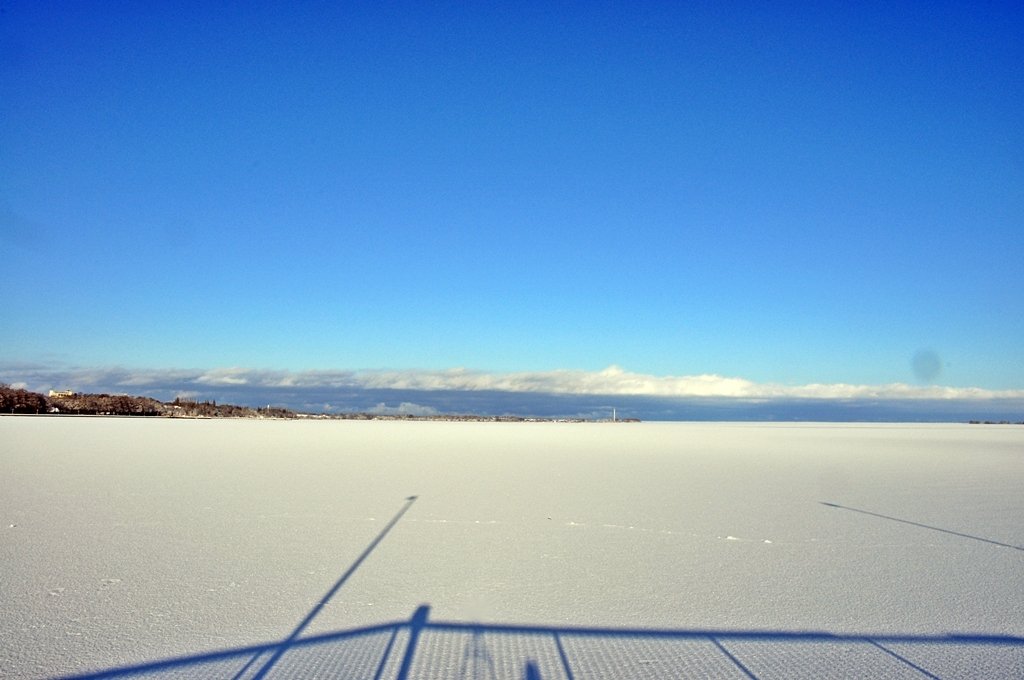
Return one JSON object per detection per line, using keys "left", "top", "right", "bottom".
{"left": 1, "top": 418, "right": 1022, "bottom": 678}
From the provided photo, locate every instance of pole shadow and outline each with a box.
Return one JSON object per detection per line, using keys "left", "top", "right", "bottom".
{"left": 821, "top": 502, "right": 1024, "bottom": 552}
{"left": 233, "top": 495, "right": 418, "bottom": 680}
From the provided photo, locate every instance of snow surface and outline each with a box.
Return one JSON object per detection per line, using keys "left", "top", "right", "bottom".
{"left": 1, "top": 418, "right": 1022, "bottom": 678}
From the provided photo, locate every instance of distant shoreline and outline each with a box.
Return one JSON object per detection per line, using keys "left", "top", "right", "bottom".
{"left": 0, "top": 412, "right": 635, "bottom": 423}
{"left": 0, "top": 412, "right": 640, "bottom": 423}
{"left": 4, "top": 383, "right": 1021, "bottom": 424}
{"left": 0, "top": 385, "right": 638, "bottom": 423}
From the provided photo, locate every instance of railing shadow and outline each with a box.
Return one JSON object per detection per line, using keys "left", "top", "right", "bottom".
{"left": 55, "top": 606, "right": 1024, "bottom": 679}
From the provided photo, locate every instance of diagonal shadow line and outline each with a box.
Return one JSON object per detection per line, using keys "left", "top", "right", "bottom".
{"left": 709, "top": 637, "right": 758, "bottom": 679}
{"left": 372, "top": 626, "right": 401, "bottom": 680}
{"left": 229, "top": 642, "right": 268, "bottom": 680}
{"left": 243, "top": 495, "right": 418, "bottom": 680}
{"left": 552, "top": 632, "right": 575, "bottom": 680}
{"left": 820, "top": 502, "right": 1024, "bottom": 552}
{"left": 868, "top": 640, "right": 941, "bottom": 679}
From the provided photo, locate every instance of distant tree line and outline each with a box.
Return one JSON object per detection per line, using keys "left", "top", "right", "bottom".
{"left": 167, "top": 397, "right": 294, "bottom": 419}
{"left": 0, "top": 384, "right": 48, "bottom": 414}
{"left": 0, "top": 384, "right": 296, "bottom": 418}
{"left": 48, "top": 392, "right": 165, "bottom": 416}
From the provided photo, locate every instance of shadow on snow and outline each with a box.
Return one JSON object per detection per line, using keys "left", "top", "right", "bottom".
{"left": 53, "top": 609, "right": 1024, "bottom": 680}
{"left": 820, "top": 502, "right": 1024, "bottom": 552}
{"left": 53, "top": 497, "right": 1024, "bottom": 679}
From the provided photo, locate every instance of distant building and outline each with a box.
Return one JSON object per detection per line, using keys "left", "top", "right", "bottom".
{"left": 48, "top": 390, "right": 76, "bottom": 398}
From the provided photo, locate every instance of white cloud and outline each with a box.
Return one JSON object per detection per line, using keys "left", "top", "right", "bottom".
{"left": 2, "top": 363, "right": 1022, "bottom": 401}
{"left": 194, "top": 368, "right": 253, "bottom": 386}
{"left": 343, "top": 365, "right": 1024, "bottom": 400}
{"left": 366, "top": 402, "right": 440, "bottom": 416}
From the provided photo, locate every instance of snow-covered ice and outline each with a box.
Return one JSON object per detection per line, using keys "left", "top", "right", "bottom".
{"left": 1, "top": 418, "right": 1022, "bottom": 678}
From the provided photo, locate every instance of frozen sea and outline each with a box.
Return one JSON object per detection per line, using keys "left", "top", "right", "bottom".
{"left": 1, "top": 417, "right": 1022, "bottom": 679}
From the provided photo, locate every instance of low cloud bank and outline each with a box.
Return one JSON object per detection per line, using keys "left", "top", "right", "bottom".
{"left": 3, "top": 363, "right": 1023, "bottom": 421}
{"left": 5, "top": 363, "right": 1022, "bottom": 401}
{"left": 366, "top": 402, "right": 439, "bottom": 417}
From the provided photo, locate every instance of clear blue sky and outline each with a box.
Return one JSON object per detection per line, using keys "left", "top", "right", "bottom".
{"left": 3, "top": 1, "right": 1022, "bottom": 391}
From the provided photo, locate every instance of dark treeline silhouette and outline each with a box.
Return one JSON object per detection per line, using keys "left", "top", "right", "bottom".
{"left": 0, "top": 384, "right": 295, "bottom": 418}
{"left": 51, "top": 392, "right": 165, "bottom": 416}
{"left": 167, "top": 397, "right": 294, "bottom": 419}
{"left": 0, "top": 384, "right": 49, "bottom": 414}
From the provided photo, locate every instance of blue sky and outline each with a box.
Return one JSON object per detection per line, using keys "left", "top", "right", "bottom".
{"left": 2, "top": 1, "right": 1023, "bottom": 408}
